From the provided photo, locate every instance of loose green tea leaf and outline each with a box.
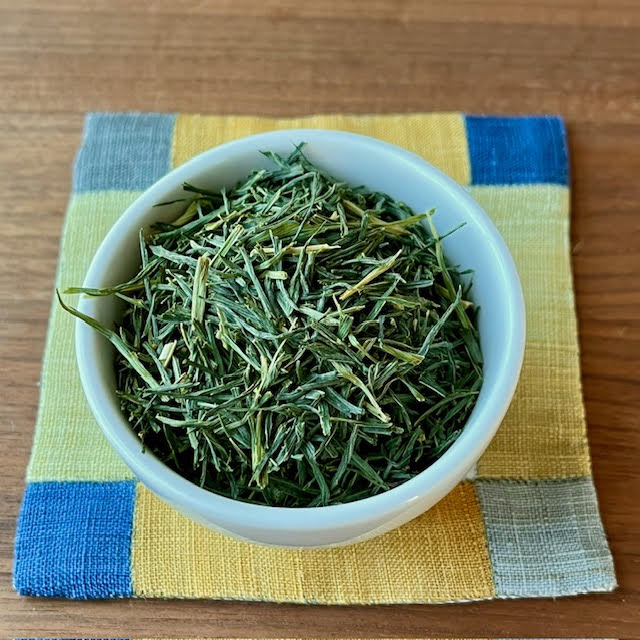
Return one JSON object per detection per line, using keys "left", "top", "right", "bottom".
{"left": 61, "top": 144, "right": 482, "bottom": 507}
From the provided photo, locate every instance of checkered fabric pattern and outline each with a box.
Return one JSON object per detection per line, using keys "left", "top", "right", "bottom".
{"left": 14, "top": 113, "right": 615, "bottom": 602}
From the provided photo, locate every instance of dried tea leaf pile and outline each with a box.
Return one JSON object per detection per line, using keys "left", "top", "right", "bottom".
{"left": 61, "top": 145, "right": 482, "bottom": 507}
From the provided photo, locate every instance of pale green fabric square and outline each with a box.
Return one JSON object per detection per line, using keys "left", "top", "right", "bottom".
{"left": 27, "top": 191, "right": 142, "bottom": 481}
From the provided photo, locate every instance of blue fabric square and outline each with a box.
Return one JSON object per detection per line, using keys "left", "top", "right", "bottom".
{"left": 73, "top": 113, "right": 176, "bottom": 192}
{"left": 14, "top": 481, "right": 136, "bottom": 598}
{"left": 465, "top": 115, "right": 568, "bottom": 185}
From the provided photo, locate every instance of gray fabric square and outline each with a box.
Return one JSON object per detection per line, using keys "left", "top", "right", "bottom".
{"left": 477, "top": 478, "right": 616, "bottom": 597}
{"left": 73, "top": 113, "right": 176, "bottom": 192}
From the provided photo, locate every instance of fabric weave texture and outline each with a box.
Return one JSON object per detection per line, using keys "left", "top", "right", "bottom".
{"left": 14, "top": 112, "right": 616, "bottom": 603}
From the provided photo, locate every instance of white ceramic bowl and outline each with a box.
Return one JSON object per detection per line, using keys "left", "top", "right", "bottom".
{"left": 75, "top": 129, "right": 525, "bottom": 548}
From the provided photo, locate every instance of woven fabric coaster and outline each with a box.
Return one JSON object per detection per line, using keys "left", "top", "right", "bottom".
{"left": 14, "top": 112, "right": 615, "bottom": 602}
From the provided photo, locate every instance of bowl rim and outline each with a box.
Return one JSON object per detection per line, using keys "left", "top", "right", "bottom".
{"left": 76, "top": 128, "right": 526, "bottom": 532}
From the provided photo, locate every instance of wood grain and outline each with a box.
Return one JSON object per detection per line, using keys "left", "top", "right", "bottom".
{"left": 1, "top": 1, "right": 639, "bottom": 637}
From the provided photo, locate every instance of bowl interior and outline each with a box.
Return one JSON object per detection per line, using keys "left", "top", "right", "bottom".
{"left": 76, "top": 129, "right": 524, "bottom": 544}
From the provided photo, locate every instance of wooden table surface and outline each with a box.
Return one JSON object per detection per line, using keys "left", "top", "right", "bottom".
{"left": 1, "top": 1, "right": 639, "bottom": 637}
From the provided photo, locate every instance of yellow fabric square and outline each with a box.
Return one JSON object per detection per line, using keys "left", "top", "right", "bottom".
{"left": 27, "top": 191, "right": 140, "bottom": 481}
{"left": 470, "top": 185, "right": 590, "bottom": 477}
{"left": 171, "top": 113, "right": 470, "bottom": 185}
{"left": 132, "top": 481, "right": 494, "bottom": 603}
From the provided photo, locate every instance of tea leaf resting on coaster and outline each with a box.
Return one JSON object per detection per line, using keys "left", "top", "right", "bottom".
{"left": 60, "top": 144, "right": 482, "bottom": 507}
